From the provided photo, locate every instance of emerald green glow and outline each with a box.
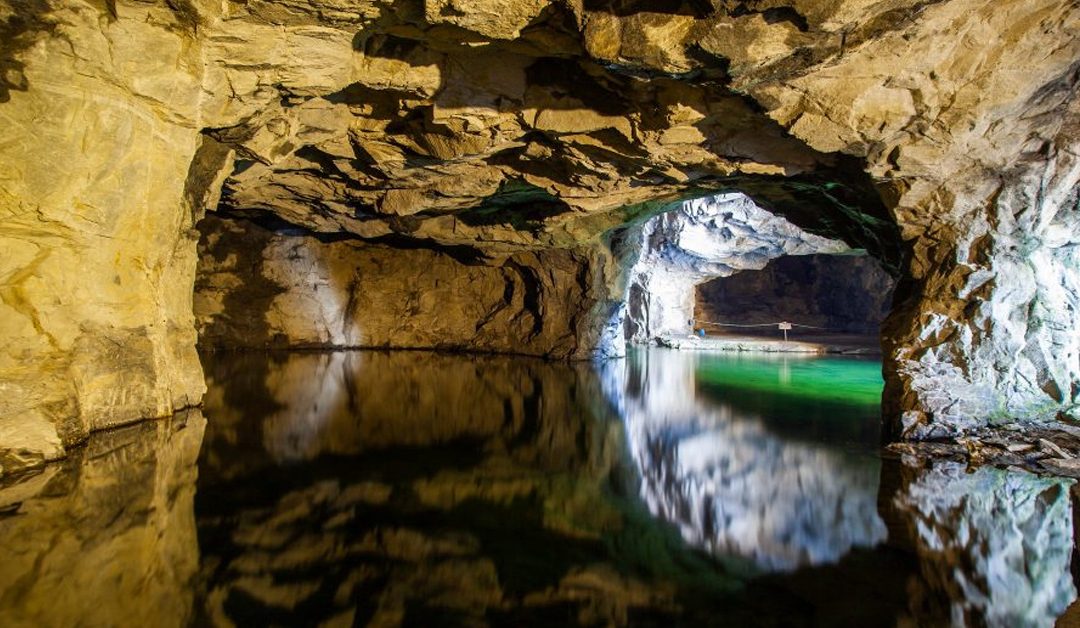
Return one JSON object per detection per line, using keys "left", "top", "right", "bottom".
{"left": 695, "top": 354, "right": 884, "bottom": 407}
{"left": 695, "top": 353, "right": 885, "bottom": 447}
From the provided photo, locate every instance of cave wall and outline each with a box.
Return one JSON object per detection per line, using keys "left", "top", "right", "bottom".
{"left": 195, "top": 215, "right": 624, "bottom": 359}
{"left": 696, "top": 253, "right": 895, "bottom": 335}
{"left": 0, "top": 0, "right": 225, "bottom": 474}
{"left": 1, "top": 0, "right": 1078, "bottom": 464}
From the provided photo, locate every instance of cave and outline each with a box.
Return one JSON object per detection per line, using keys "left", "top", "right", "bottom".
{"left": 694, "top": 253, "right": 894, "bottom": 344}
{"left": 2, "top": 0, "right": 1080, "bottom": 624}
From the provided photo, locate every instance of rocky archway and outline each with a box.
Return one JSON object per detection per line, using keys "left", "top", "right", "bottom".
{"left": 619, "top": 193, "right": 857, "bottom": 346}
{"left": 1, "top": 0, "right": 1078, "bottom": 475}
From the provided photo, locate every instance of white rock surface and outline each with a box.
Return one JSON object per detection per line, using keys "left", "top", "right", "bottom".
{"left": 623, "top": 193, "right": 849, "bottom": 344}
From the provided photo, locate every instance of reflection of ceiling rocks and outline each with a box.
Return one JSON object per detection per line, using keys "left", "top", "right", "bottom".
{"left": 603, "top": 349, "right": 886, "bottom": 572}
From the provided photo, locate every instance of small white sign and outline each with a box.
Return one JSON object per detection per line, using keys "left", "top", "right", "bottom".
{"left": 778, "top": 322, "right": 792, "bottom": 331}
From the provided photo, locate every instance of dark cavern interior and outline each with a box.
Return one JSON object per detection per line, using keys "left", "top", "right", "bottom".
{"left": 1, "top": 0, "right": 1079, "bottom": 625}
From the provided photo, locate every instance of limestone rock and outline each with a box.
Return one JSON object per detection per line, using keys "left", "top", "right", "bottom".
{"left": 195, "top": 215, "right": 624, "bottom": 359}
{"left": 0, "top": 0, "right": 215, "bottom": 474}
{"left": 622, "top": 193, "right": 851, "bottom": 344}
{"left": 2, "top": 0, "right": 1079, "bottom": 458}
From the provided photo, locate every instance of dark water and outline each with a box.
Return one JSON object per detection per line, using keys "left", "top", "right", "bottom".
{"left": 1, "top": 348, "right": 1076, "bottom": 627}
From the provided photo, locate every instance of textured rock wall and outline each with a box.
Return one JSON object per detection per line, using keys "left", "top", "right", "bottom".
{"left": 195, "top": 215, "right": 624, "bottom": 359}
{"left": 0, "top": 0, "right": 226, "bottom": 475}
{"left": 623, "top": 193, "right": 850, "bottom": 344}
{"left": 696, "top": 253, "right": 895, "bottom": 335}
{"left": 2, "top": 0, "right": 1079, "bottom": 455}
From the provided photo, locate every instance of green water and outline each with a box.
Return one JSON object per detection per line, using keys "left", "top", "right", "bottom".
{"left": 694, "top": 352, "right": 885, "bottom": 448}
{"left": 696, "top": 353, "right": 884, "bottom": 406}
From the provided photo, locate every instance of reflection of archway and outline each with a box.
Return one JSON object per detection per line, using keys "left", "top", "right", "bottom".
{"left": 599, "top": 348, "right": 887, "bottom": 573}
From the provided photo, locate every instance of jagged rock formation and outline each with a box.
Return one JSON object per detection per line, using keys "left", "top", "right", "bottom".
{"left": 696, "top": 252, "right": 894, "bottom": 335}
{"left": 622, "top": 193, "right": 850, "bottom": 344}
{"left": 1, "top": 0, "right": 1079, "bottom": 464}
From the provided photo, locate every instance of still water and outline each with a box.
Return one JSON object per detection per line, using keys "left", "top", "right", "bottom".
{"left": 1, "top": 348, "right": 1076, "bottom": 627}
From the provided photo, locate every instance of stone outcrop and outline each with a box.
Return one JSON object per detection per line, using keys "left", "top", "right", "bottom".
{"left": 1, "top": 0, "right": 1079, "bottom": 460}
{"left": 195, "top": 214, "right": 624, "bottom": 359}
{"left": 0, "top": 0, "right": 220, "bottom": 474}
{"left": 696, "top": 252, "right": 894, "bottom": 335}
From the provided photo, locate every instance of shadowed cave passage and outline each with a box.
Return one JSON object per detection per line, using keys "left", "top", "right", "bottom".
{"left": 694, "top": 253, "right": 895, "bottom": 348}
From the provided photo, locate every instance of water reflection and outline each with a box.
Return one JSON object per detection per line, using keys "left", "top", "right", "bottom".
{"left": 601, "top": 349, "right": 887, "bottom": 572}
{"left": 196, "top": 350, "right": 738, "bottom": 626}
{"left": 888, "top": 460, "right": 1076, "bottom": 626}
{"left": 0, "top": 349, "right": 1075, "bottom": 626}
{"left": 0, "top": 411, "right": 205, "bottom": 627}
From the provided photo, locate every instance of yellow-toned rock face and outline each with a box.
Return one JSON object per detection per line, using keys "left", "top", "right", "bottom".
{"left": 0, "top": 0, "right": 216, "bottom": 472}
{"left": 1, "top": 0, "right": 1078, "bottom": 467}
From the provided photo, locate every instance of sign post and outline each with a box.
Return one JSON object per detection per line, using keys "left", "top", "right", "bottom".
{"left": 778, "top": 321, "right": 792, "bottom": 342}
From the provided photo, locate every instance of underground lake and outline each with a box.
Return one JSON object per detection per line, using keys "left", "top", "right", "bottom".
{"left": 1, "top": 348, "right": 1074, "bottom": 626}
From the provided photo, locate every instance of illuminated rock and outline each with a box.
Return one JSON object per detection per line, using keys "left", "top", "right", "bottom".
{"left": 622, "top": 193, "right": 849, "bottom": 344}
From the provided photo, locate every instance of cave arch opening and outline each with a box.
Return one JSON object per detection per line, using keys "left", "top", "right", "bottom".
{"left": 692, "top": 252, "right": 895, "bottom": 350}
{"left": 617, "top": 192, "right": 901, "bottom": 350}
{"left": 613, "top": 191, "right": 903, "bottom": 444}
